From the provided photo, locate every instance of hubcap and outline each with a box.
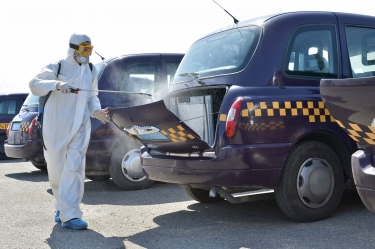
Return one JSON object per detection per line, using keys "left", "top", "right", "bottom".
{"left": 120, "top": 149, "right": 146, "bottom": 182}
{"left": 297, "top": 158, "right": 334, "bottom": 208}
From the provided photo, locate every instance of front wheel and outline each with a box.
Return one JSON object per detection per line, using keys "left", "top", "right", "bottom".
{"left": 275, "top": 141, "right": 344, "bottom": 222}
{"left": 109, "top": 142, "right": 154, "bottom": 190}
{"left": 31, "top": 158, "right": 47, "bottom": 171}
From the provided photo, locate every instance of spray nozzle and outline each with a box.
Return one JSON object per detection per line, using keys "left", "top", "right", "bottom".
{"left": 70, "top": 88, "right": 80, "bottom": 94}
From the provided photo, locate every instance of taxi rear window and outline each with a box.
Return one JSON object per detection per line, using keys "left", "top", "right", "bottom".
{"left": 174, "top": 26, "right": 261, "bottom": 83}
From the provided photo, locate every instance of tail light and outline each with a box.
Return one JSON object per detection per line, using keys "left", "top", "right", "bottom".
{"left": 29, "top": 117, "right": 37, "bottom": 136}
{"left": 6, "top": 122, "right": 12, "bottom": 137}
{"left": 226, "top": 98, "right": 243, "bottom": 139}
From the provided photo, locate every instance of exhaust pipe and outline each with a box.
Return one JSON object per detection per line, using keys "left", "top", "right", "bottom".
{"left": 209, "top": 186, "right": 274, "bottom": 203}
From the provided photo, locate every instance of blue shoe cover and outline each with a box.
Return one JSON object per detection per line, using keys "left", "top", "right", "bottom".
{"left": 54, "top": 211, "right": 61, "bottom": 222}
{"left": 61, "top": 218, "right": 88, "bottom": 230}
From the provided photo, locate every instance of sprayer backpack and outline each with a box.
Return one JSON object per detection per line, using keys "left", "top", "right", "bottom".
{"left": 57, "top": 60, "right": 93, "bottom": 75}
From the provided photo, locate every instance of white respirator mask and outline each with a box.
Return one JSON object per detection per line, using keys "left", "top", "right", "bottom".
{"left": 75, "top": 53, "right": 90, "bottom": 64}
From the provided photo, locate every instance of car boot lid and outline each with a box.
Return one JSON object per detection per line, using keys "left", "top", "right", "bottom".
{"left": 107, "top": 100, "right": 211, "bottom": 154}
{"left": 320, "top": 76, "right": 375, "bottom": 153}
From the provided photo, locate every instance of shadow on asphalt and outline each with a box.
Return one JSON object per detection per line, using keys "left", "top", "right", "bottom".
{"left": 41, "top": 187, "right": 371, "bottom": 249}
{"left": 5, "top": 164, "right": 191, "bottom": 206}
{"left": 335, "top": 187, "right": 367, "bottom": 214}
{"left": 126, "top": 189, "right": 369, "bottom": 249}
{"left": 5, "top": 169, "right": 48, "bottom": 182}
{"left": 0, "top": 158, "right": 25, "bottom": 163}
{"left": 82, "top": 181, "right": 192, "bottom": 206}
{"left": 3, "top": 158, "right": 49, "bottom": 182}
{"left": 44, "top": 179, "right": 190, "bottom": 206}
{"left": 46, "top": 179, "right": 369, "bottom": 210}
{"left": 46, "top": 223, "right": 126, "bottom": 249}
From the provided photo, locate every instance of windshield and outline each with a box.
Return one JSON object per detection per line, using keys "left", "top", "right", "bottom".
{"left": 23, "top": 93, "right": 39, "bottom": 107}
{"left": 173, "top": 26, "right": 261, "bottom": 83}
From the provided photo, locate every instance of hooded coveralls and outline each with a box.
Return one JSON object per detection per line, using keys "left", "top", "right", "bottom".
{"left": 29, "top": 34, "right": 101, "bottom": 222}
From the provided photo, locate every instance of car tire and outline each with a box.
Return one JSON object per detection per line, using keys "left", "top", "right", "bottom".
{"left": 274, "top": 141, "right": 344, "bottom": 222}
{"left": 31, "top": 158, "right": 47, "bottom": 171}
{"left": 86, "top": 175, "right": 110, "bottom": 181}
{"left": 109, "top": 138, "right": 154, "bottom": 190}
{"left": 182, "top": 185, "right": 224, "bottom": 203}
{"left": 0, "top": 135, "right": 8, "bottom": 159}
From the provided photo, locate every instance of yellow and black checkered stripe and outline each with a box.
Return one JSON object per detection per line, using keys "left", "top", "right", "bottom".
{"left": 335, "top": 119, "right": 375, "bottom": 145}
{"left": 93, "top": 128, "right": 114, "bottom": 134}
{"left": 20, "top": 122, "right": 30, "bottom": 132}
{"left": 10, "top": 122, "right": 42, "bottom": 132}
{"left": 160, "top": 125, "right": 196, "bottom": 143}
{"left": 219, "top": 100, "right": 335, "bottom": 123}
{"left": 0, "top": 123, "right": 9, "bottom": 130}
{"left": 123, "top": 125, "right": 197, "bottom": 143}
{"left": 238, "top": 121, "right": 285, "bottom": 132}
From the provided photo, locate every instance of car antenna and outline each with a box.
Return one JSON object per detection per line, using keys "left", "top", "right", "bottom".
{"left": 212, "top": 0, "right": 242, "bottom": 36}
{"left": 94, "top": 51, "right": 105, "bottom": 61}
{"left": 212, "top": 0, "right": 239, "bottom": 24}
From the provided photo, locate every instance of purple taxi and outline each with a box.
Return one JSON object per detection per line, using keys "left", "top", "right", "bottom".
{"left": 106, "top": 11, "right": 375, "bottom": 221}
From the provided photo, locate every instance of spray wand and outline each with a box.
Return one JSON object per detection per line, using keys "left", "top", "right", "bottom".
{"left": 69, "top": 88, "right": 151, "bottom": 96}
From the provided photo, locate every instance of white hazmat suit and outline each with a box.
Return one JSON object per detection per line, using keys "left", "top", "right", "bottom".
{"left": 29, "top": 34, "right": 102, "bottom": 223}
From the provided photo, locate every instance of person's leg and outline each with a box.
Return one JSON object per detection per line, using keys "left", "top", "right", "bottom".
{"left": 45, "top": 147, "right": 67, "bottom": 221}
{"left": 59, "top": 121, "right": 90, "bottom": 224}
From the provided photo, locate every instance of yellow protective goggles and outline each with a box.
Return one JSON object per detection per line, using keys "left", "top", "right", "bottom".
{"left": 69, "top": 43, "right": 94, "bottom": 56}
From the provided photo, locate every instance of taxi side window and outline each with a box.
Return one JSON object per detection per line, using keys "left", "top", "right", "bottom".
{"left": 0, "top": 99, "right": 17, "bottom": 115}
{"left": 284, "top": 25, "right": 338, "bottom": 78}
{"left": 345, "top": 26, "right": 375, "bottom": 78}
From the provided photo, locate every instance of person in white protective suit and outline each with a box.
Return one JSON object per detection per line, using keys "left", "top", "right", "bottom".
{"left": 29, "top": 33, "right": 110, "bottom": 230}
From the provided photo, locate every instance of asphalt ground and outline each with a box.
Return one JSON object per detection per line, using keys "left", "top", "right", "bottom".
{"left": 1, "top": 159, "right": 375, "bottom": 249}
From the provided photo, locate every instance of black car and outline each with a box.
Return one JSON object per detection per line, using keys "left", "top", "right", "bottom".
{"left": 5, "top": 53, "right": 184, "bottom": 190}
{"left": 0, "top": 92, "right": 28, "bottom": 159}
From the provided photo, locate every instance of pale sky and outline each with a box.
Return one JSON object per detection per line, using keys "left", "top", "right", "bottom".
{"left": 0, "top": 0, "right": 374, "bottom": 93}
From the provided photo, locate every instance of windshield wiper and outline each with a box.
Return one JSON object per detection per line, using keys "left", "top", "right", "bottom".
{"left": 21, "top": 105, "right": 29, "bottom": 112}
{"left": 179, "top": 72, "right": 199, "bottom": 77}
{"left": 178, "top": 72, "right": 205, "bottom": 86}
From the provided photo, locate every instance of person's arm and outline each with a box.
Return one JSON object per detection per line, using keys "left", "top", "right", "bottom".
{"left": 29, "top": 62, "right": 62, "bottom": 96}
{"left": 88, "top": 66, "right": 110, "bottom": 123}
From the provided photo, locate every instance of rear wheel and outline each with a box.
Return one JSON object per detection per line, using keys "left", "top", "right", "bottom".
{"left": 109, "top": 138, "right": 154, "bottom": 190}
{"left": 31, "top": 158, "right": 47, "bottom": 171}
{"left": 275, "top": 141, "right": 344, "bottom": 222}
{"left": 182, "top": 185, "right": 224, "bottom": 203}
{"left": 0, "top": 135, "right": 8, "bottom": 159}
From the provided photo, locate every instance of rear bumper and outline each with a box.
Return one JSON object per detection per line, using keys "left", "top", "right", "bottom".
{"left": 142, "top": 143, "right": 291, "bottom": 189}
{"left": 5, "top": 137, "right": 113, "bottom": 173}
{"left": 4, "top": 139, "right": 44, "bottom": 159}
{"left": 352, "top": 150, "right": 375, "bottom": 212}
